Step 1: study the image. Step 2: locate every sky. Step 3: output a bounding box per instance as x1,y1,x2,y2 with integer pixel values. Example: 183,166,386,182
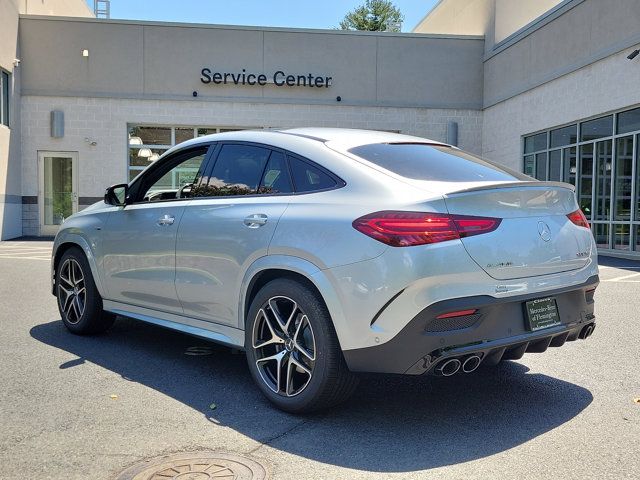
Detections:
103,0,440,32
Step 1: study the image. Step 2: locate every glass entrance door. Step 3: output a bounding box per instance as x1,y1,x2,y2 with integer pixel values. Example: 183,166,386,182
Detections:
38,152,78,236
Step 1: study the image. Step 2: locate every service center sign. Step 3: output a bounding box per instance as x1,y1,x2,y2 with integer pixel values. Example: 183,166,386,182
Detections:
201,68,332,88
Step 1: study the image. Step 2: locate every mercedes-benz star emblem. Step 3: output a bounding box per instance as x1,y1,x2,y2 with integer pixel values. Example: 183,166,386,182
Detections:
538,221,552,242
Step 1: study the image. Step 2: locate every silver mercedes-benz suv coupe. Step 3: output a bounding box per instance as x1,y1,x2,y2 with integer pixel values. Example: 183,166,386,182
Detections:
51,128,598,412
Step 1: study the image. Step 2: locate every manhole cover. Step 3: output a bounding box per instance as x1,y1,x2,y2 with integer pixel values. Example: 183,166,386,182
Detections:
116,452,268,480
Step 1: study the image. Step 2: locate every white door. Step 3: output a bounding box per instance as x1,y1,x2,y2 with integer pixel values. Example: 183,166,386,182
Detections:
38,152,78,236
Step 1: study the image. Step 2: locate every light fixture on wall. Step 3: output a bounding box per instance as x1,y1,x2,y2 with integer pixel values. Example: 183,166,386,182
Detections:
627,49,640,60
13,58,20,67
137,148,152,158
128,136,143,145
82,49,89,57
149,153,160,162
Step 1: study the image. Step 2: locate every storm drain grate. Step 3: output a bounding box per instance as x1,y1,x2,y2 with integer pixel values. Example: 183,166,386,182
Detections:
116,452,268,480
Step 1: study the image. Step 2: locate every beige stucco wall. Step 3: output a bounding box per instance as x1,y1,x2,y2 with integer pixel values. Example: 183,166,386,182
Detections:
482,48,640,171
0,0,22,239
18,0,93,16
493,0,561,43
0,0,20,68
413,0,493,36
413,0,562,51
19,95,482,234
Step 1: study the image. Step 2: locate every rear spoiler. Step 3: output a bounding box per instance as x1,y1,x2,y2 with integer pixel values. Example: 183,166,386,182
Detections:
445,181,575,196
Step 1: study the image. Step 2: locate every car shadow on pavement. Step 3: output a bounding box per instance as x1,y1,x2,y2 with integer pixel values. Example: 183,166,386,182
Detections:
598,255,640,271
31,317,593,473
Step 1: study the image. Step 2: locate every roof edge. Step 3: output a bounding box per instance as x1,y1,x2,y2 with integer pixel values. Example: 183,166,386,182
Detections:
18,14,484,40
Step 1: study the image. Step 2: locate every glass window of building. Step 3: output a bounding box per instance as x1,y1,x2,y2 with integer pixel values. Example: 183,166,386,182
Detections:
617,107,640,135
523,132,547,153
548,150,562,181
522,107,640,254
580,115,613,141
613,136,633,221
127,125,247,182
524,155,535,177
550,124,577,148
0,70,9,127
535,152,548,181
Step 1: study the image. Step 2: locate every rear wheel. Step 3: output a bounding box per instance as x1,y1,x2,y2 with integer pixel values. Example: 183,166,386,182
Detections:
245,278,358,413
56,247,115,335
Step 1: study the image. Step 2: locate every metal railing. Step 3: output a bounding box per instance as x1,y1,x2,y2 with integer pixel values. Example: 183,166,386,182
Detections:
93,0,110,19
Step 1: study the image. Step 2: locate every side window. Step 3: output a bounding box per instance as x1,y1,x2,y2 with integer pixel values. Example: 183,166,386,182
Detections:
258,151,293,194
289,156,337,192
141,148,208,202
194,144,270,197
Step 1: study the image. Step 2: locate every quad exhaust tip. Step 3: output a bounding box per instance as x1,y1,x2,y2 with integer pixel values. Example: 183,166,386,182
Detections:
462,355,482,373
439,358,462,377
438,355,483,376
579,323,595,339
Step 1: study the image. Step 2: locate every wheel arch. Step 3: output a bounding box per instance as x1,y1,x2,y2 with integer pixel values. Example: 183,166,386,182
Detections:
52,233,106,297
239,256,348,348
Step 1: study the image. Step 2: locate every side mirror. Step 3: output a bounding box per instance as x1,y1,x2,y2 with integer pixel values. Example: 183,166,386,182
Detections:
104,183,129,206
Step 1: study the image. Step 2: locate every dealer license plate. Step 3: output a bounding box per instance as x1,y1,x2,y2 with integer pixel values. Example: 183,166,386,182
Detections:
524,297,561,331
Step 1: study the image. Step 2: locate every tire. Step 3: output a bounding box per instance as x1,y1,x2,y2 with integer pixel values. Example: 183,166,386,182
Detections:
56,247,115,335
245,278,358,413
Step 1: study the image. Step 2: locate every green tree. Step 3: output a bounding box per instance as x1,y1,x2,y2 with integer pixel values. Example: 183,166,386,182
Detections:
339,0,404,32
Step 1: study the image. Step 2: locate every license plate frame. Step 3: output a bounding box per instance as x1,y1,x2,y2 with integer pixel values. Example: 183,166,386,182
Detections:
524,297,561,331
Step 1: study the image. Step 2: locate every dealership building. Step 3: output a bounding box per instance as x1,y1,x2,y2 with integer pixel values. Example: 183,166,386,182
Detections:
1,0,639,256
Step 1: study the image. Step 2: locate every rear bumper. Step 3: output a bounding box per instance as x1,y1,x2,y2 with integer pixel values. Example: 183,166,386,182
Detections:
342,275,598,375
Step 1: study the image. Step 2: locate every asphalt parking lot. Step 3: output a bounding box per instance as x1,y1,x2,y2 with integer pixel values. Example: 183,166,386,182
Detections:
0,240,638,479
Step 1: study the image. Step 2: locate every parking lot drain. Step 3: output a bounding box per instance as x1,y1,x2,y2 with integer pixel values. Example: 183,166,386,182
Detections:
116,452,268,480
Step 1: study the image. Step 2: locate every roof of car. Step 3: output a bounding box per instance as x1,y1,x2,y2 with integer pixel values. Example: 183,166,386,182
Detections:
175,127,445,148
160,127,451,160
280,128,448,146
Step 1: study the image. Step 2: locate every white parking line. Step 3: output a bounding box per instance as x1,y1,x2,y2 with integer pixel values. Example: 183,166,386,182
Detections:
0,244,52,261
0,250,50,254
0,247,51,252
598,265,640,269
602,272,640,282
0,256,50,261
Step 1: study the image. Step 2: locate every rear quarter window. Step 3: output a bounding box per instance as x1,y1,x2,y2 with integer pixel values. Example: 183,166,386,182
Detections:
348,143,530,182
288,156,338,192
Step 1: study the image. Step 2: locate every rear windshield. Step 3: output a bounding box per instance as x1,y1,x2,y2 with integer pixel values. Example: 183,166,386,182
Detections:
348,143,530,182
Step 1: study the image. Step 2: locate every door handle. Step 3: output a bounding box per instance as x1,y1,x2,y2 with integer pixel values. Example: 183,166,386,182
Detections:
244,214,268,228
157,214,175,226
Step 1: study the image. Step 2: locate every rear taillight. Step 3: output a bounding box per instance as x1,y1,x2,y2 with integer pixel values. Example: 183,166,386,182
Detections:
567,209,590,229
352,211,501,247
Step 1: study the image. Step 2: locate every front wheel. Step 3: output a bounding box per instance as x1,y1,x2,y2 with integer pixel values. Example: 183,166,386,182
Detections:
245,278,358,413
56,247,115,335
